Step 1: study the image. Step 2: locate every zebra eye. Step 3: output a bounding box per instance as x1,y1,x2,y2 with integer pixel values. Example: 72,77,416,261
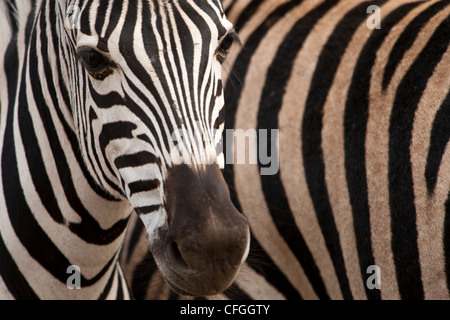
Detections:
217,30,240,63
219,34,234,54
77,48,108,72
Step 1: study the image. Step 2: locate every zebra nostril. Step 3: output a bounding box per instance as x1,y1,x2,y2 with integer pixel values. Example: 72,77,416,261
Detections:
166,240,191,272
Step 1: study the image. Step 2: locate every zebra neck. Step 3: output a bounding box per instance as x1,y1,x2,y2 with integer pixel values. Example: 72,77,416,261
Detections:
0,1,133,299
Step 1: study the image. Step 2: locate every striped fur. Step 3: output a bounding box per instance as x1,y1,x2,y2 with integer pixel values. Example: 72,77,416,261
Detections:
0,0,249,299
121,0,450,300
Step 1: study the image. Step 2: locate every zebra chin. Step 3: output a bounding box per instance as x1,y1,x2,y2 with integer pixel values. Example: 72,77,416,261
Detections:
144,164,250,297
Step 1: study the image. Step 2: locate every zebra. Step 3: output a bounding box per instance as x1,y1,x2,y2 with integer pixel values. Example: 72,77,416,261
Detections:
0,0,251,299
120,0,450,300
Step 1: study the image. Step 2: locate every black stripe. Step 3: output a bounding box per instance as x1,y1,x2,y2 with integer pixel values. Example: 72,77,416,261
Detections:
117,2,176,152
232,0,264,32
211,78,223,131
102,0,124,44
160,1,215,146
137,133,152,145
36,7,128,244
4,94,123,284
128,179,161,196
95,0,108,37
389,15,450,300
51,7,120,202
177,1,214,102
88,107,126,196
81,252,123,288
99,122,137,148
89,82,126,109
170,1,208,128
0,10,38,301
302,1,377,301
223,0,318,299
224,0,305,201
25,30,128,246
142,0,183,131
69,217,130,247
2,6,129,289
0,226,39,299
382,1,450,90
213,81,225,131
122,74,173,159
160,3,188,132
45,1,119,215
203,71,215,138
29,22,129,244
1,51,42,301
98,266,117,300
425,91,450,194
24,1,36,45
245,233,302,300
115,151,161,169
135,205,163,215
131,251,159,300
4,16,20,110
344,1,420,300
189,1,224,141
163,3,190,131
223,282,253,300
86,107,106,191
23,8,77,225
116,270,124,300
6,0,19,33
20,67,65,224
3,97,118,288
224,0,238,17
79,0,93,36
98,121,137,187
124,219,146,263
11,63,72,278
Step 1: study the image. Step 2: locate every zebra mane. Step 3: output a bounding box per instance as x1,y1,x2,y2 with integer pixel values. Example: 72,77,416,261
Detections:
0,0,15,59
0,0,33,58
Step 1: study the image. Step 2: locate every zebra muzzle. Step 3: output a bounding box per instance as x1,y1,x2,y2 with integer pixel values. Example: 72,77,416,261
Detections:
159,164,250,296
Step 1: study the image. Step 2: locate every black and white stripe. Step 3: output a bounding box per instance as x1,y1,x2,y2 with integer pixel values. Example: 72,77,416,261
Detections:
225,0,450,300
121,0,450,300
0,0,248,299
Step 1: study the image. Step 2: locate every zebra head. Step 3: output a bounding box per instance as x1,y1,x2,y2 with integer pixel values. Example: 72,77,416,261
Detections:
60,0,250,296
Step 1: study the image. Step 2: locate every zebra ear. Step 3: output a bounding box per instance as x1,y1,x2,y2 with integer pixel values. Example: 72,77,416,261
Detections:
57,0,68,11
57,0,69,22
60,1,82,32
57,0,77,15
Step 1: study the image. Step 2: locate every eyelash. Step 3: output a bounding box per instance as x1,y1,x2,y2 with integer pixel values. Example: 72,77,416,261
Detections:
76,30,241,78
77,47,115,80
217,30,240,63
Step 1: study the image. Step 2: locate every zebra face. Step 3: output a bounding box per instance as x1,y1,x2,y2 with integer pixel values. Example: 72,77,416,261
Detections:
62,0,249,296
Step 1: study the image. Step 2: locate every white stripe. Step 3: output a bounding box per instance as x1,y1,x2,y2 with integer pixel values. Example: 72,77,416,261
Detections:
0,275,14,300
139,207,168,243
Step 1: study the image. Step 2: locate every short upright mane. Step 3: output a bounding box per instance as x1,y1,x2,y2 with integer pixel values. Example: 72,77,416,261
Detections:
0,0,32,59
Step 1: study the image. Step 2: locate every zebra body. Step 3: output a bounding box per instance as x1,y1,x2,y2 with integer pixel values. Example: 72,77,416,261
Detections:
0,0,250,299
225,0,450,300
121,0,450,300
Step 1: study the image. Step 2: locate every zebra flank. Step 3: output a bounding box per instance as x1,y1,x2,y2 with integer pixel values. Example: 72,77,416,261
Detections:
121,0,450,300
1,0,250,299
